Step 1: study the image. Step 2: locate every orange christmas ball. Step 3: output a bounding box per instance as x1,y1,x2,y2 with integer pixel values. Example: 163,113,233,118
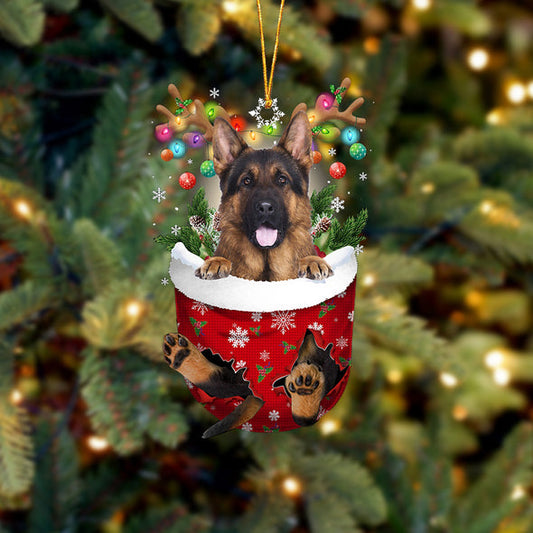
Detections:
161,148,174,162
179,172,196,190
329,162,346,179
312,151,322,164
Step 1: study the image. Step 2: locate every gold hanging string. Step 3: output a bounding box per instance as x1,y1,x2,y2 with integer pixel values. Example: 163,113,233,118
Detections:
256,0,286,109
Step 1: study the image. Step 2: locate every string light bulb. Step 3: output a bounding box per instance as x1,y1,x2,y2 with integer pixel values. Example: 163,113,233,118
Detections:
320,418,340,435
484,349,505,369
87,435,110,452
467,48,489,71
440,372,458,388
507,82,526,104
282,476,302,496
124,299,144,318
412,0,432,11
493,367,510,386
13,199,32,220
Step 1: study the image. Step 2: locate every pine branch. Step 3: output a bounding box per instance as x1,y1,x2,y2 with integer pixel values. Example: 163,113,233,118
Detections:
188,187,210,221
0,0,44,47
327,209,368,250
177,0,221,55
124,505,210,533
237,492,294,533
310,183,336,220
155,227,202,255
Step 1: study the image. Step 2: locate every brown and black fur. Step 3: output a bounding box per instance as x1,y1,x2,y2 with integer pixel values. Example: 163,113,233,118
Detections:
195,111,333,281
273,329,348,426
163,333,264,439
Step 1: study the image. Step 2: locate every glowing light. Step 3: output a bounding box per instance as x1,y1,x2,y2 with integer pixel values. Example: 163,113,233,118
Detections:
13,199,32,220
440,372,458,388
320,419,340,435
282,476,302,496
362,273,376,287
420,182,435,194
249,131,256,141
467,48,489,71
387,369,403,384
87,435,110,452
412,0,432,10
485,349,505,369
528,81,533,99
480,200,494,214
493,367,510,386
452,405,468,421
125,299,143,318
507,82,526,104
363,37,380,55
175,116,182,126
222,0,241,14
510,485,526,501
10,389,23,405
486,109,503,125
465,290,484,308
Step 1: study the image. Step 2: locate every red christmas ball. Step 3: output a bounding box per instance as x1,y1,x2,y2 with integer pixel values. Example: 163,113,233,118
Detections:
312,150,322,164
161,148,174,161
329,162,346,179
179,172,196,190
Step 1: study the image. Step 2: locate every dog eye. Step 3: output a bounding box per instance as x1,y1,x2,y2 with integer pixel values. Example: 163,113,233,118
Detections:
277,174,288,185
242,176,253,187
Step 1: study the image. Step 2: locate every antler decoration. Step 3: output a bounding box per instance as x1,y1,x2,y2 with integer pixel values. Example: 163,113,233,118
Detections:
291,77,366,131
156,84,231,143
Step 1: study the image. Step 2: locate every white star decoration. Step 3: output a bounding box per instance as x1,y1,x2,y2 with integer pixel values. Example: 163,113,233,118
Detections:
249,98,285,130
359,172,368,181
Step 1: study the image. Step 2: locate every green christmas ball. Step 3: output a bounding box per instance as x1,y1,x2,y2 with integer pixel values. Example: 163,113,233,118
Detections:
349,143,367,160
200,160,216,178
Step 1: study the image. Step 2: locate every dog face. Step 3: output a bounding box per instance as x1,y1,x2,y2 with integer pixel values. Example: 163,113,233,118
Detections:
212,112,313,251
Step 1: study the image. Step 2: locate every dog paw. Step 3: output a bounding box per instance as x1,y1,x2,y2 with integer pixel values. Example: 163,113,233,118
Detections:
286,362,325,426
162,332,192,370
195,256,232,280
298,256,333,280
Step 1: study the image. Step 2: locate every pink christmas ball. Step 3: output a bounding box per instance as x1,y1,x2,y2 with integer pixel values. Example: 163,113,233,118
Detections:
329,162,346,179
154,124,173,143
179,172,196,190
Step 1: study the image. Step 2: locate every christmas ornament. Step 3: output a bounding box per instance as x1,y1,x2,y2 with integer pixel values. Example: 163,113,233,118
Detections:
349,142,367,160
329,162,347,179
315,92,335,111
341,126,360,145
204,101,218,121
154,124,173,143
249,97,285,130
200,160,216,178
230,115,247,132
183,132,205,148
170,140,187,158
160,149,173,162
179,172,196,190
312,151,322,164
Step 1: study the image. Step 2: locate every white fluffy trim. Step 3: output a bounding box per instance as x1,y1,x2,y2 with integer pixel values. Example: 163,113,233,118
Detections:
169,243,357,312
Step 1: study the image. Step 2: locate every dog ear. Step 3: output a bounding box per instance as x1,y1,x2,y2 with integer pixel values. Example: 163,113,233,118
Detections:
299,328,319,357
213,118,248,176
278,111,313,172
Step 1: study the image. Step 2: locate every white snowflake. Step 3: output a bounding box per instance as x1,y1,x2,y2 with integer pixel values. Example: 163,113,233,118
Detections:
336,336,349,349
196,343,207,352
249,97,285,129
209,87,220,99
331,197,345,213
268,410,280,421
161,277,169,285
337,291,347,298
228,324,250,348
171,225,181,235
184,378,194,390
242,422,253,431
347,311,354,322
191,300,211,316
271,311,296,334
187,159,193,165
259,350,270,361
317,405,328,419
328,147,336,156
354,244,364,255
359,172,368,181
235,360,246,370
308,322,324,334
152,187,166,203
251,312,262,322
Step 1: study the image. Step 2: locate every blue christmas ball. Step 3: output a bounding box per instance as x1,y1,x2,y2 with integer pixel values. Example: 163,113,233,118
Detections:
169,140,187,158
341,127,360,145
349,142,367,160
200,160,216,178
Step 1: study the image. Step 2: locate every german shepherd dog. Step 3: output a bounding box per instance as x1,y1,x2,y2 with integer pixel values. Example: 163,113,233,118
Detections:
164,112,334,437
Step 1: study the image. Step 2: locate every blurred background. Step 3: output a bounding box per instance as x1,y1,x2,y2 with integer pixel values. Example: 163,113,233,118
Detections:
1,0,533,531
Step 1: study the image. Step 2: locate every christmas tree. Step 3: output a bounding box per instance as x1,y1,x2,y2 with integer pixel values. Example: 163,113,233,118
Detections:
1,1,532,531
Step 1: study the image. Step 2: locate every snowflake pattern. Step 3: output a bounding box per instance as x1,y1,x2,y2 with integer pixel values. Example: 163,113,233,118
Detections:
171,224,180,235
271,311,296,334
317,405,328,420
187,159,193,165
354,244,364,255
269,410,280,421
152,187,166,203
307,322,324,334
160,277,169,285
331,196,345,213
359,172,368,181
228,324,250,348
249,98,285,129
191,300,211,316
336,336,349,349
209,87,220,99
337,291,347,298
259,350,270,361
242,422,253,432
328,147,336,156
184,378,194,390
347,311,354,322
235,360,246,370
251,312,262,322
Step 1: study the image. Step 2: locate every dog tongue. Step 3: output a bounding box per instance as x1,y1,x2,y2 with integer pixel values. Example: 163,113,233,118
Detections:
256,226,278,247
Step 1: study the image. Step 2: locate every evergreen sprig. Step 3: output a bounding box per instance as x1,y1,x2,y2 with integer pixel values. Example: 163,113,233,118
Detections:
310,183,336,219
327,209,368,250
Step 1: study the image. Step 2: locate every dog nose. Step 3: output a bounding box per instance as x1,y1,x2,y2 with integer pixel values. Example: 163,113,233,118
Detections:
256,201,274,215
